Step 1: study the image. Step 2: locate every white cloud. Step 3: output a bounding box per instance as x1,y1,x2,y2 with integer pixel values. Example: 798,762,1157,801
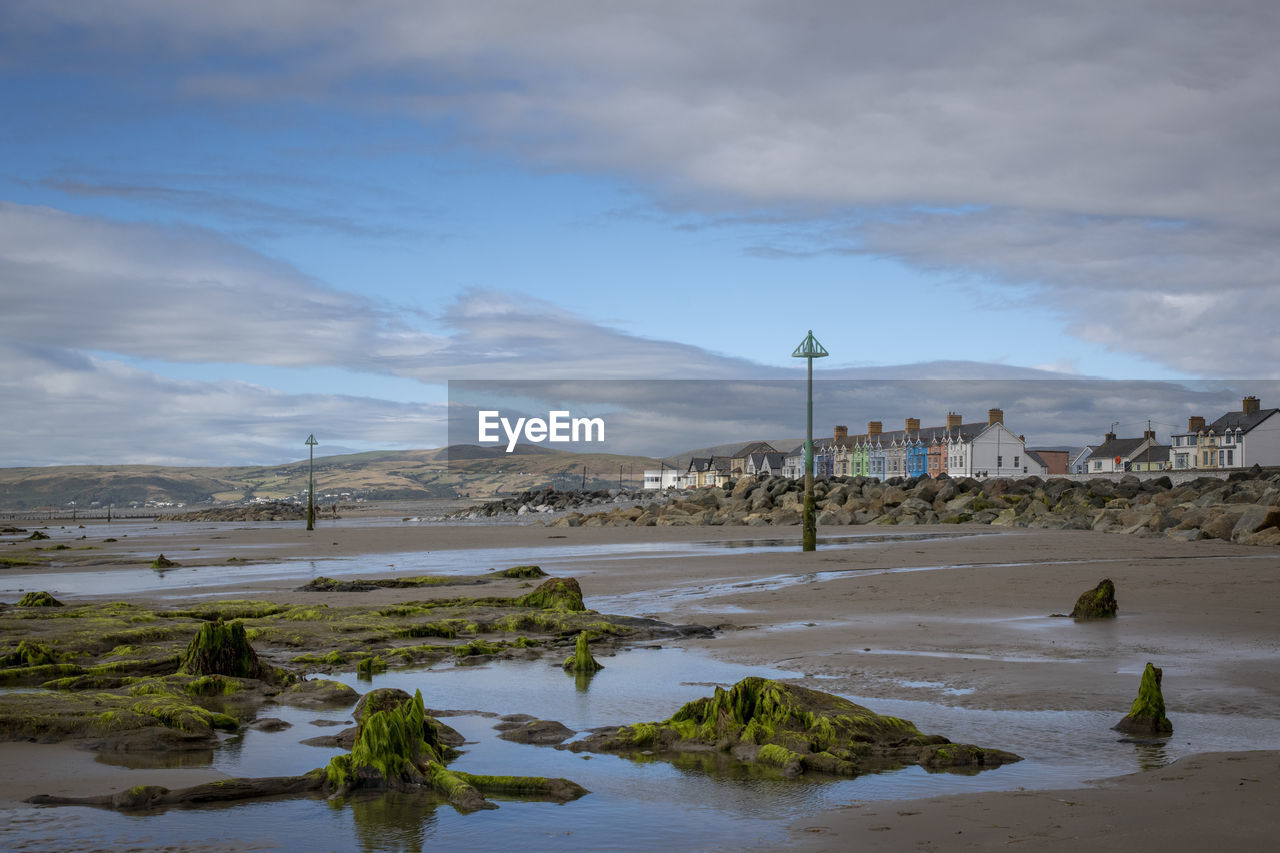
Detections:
0,203,448,370
8,2,1278,373
0,343,445,466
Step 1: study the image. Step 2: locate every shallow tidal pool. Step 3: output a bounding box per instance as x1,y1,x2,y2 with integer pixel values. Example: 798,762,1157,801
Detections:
6,645,1280,852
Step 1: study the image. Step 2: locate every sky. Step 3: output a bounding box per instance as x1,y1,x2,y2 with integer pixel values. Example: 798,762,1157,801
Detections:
2,1,1278,466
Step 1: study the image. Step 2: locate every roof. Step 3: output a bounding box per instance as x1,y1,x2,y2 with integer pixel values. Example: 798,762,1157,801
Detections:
733,441,778,458
850,420,1001,446
747,451,787,469
1207,407,1280,434
1024,449,1047,468
1070,445,1096,462
1088,437,1151,460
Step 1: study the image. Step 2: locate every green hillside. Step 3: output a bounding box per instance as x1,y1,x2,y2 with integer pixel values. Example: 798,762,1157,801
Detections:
0,446,663,510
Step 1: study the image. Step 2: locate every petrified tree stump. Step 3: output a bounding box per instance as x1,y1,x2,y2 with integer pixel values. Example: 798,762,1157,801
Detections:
1114,662,1173,734
1070,578,1118,619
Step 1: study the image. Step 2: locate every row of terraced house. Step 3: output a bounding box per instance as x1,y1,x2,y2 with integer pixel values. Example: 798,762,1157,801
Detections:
784,408,1054,481
649,408,1060,489
643,396,1280,489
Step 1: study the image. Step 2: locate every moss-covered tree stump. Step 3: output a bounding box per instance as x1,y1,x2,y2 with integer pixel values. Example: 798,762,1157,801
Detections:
178,620,268,680
1114,662,1172,734
326,688,587,811
516,577,586,611
16,591,63,607
151,554,180,570
563,631,604,673
1070,578,1118,619
567,677,1021,777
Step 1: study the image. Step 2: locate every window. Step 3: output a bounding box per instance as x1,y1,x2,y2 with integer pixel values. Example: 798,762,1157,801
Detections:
1013,455,1019,467
997,455,1003,467
1094,460,1102,471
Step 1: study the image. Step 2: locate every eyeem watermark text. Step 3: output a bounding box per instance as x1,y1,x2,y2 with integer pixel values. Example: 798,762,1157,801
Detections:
477,410,605,452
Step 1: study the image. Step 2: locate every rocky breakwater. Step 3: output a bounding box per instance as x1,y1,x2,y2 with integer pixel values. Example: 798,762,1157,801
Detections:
158,501,313,522
526,470,1280,546
449,487,668,520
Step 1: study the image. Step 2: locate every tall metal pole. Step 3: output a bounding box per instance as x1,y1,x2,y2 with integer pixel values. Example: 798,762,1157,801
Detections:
792,331,828,552
305,434,318,531
804,352,816,550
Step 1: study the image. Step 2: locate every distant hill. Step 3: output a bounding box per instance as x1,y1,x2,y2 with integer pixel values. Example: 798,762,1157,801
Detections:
0,447,664,510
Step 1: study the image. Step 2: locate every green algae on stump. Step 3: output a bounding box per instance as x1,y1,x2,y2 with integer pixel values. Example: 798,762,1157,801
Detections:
516,577,586,611
150,554,180,570
562,631,604,673
1070,578,1118,619
178,620,268,680
1114,662,1173,734
16,591,63,607
567,676,1021,777
357,655,388,678
495,565,546,579
325,687,489,809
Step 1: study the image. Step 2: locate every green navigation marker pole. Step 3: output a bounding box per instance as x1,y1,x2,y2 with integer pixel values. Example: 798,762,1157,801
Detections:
305,434,318,531
792,330,829,551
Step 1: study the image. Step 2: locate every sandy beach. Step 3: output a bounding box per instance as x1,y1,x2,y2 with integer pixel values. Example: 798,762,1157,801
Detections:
2,517,1278,849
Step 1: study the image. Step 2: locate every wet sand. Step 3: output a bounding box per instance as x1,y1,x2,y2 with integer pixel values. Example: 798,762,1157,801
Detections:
2,519,1278,848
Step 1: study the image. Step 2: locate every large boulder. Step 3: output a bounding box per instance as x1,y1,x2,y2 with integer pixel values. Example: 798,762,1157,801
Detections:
1230,505,1280,543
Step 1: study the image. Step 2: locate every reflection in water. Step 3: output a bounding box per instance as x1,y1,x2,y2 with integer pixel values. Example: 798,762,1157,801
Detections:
94,748,214,770
1126,737,1172,771
571,669,597,693
343,791,442,853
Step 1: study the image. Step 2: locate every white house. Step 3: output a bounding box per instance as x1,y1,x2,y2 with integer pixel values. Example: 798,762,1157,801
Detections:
942,409,1029,479
642,467,682,490
1086,431,1161,474
1171,396,1280,470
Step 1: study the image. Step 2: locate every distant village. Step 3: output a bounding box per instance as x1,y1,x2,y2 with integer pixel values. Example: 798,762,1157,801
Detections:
644,395,1279,489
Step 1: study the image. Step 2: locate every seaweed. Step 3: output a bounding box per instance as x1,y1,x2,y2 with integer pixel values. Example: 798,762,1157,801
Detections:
562,631,604,673
1114,662,1172,734
177,621,268,680
16,591,63,607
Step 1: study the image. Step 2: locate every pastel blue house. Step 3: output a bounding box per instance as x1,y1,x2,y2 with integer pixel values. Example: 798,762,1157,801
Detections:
905,438,929,478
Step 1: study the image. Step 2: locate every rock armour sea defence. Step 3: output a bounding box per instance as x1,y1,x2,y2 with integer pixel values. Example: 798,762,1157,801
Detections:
466,471,1280,546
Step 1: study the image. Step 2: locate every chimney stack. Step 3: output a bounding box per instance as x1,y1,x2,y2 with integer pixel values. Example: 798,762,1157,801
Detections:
946,412,963,430
988,408,1004,426
868,421,882,436
1189,416,1206,432
1143,429,1156,441
1105,431,1117,442
905,417,920,433
834,425,848,440
1243,396,1261,414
